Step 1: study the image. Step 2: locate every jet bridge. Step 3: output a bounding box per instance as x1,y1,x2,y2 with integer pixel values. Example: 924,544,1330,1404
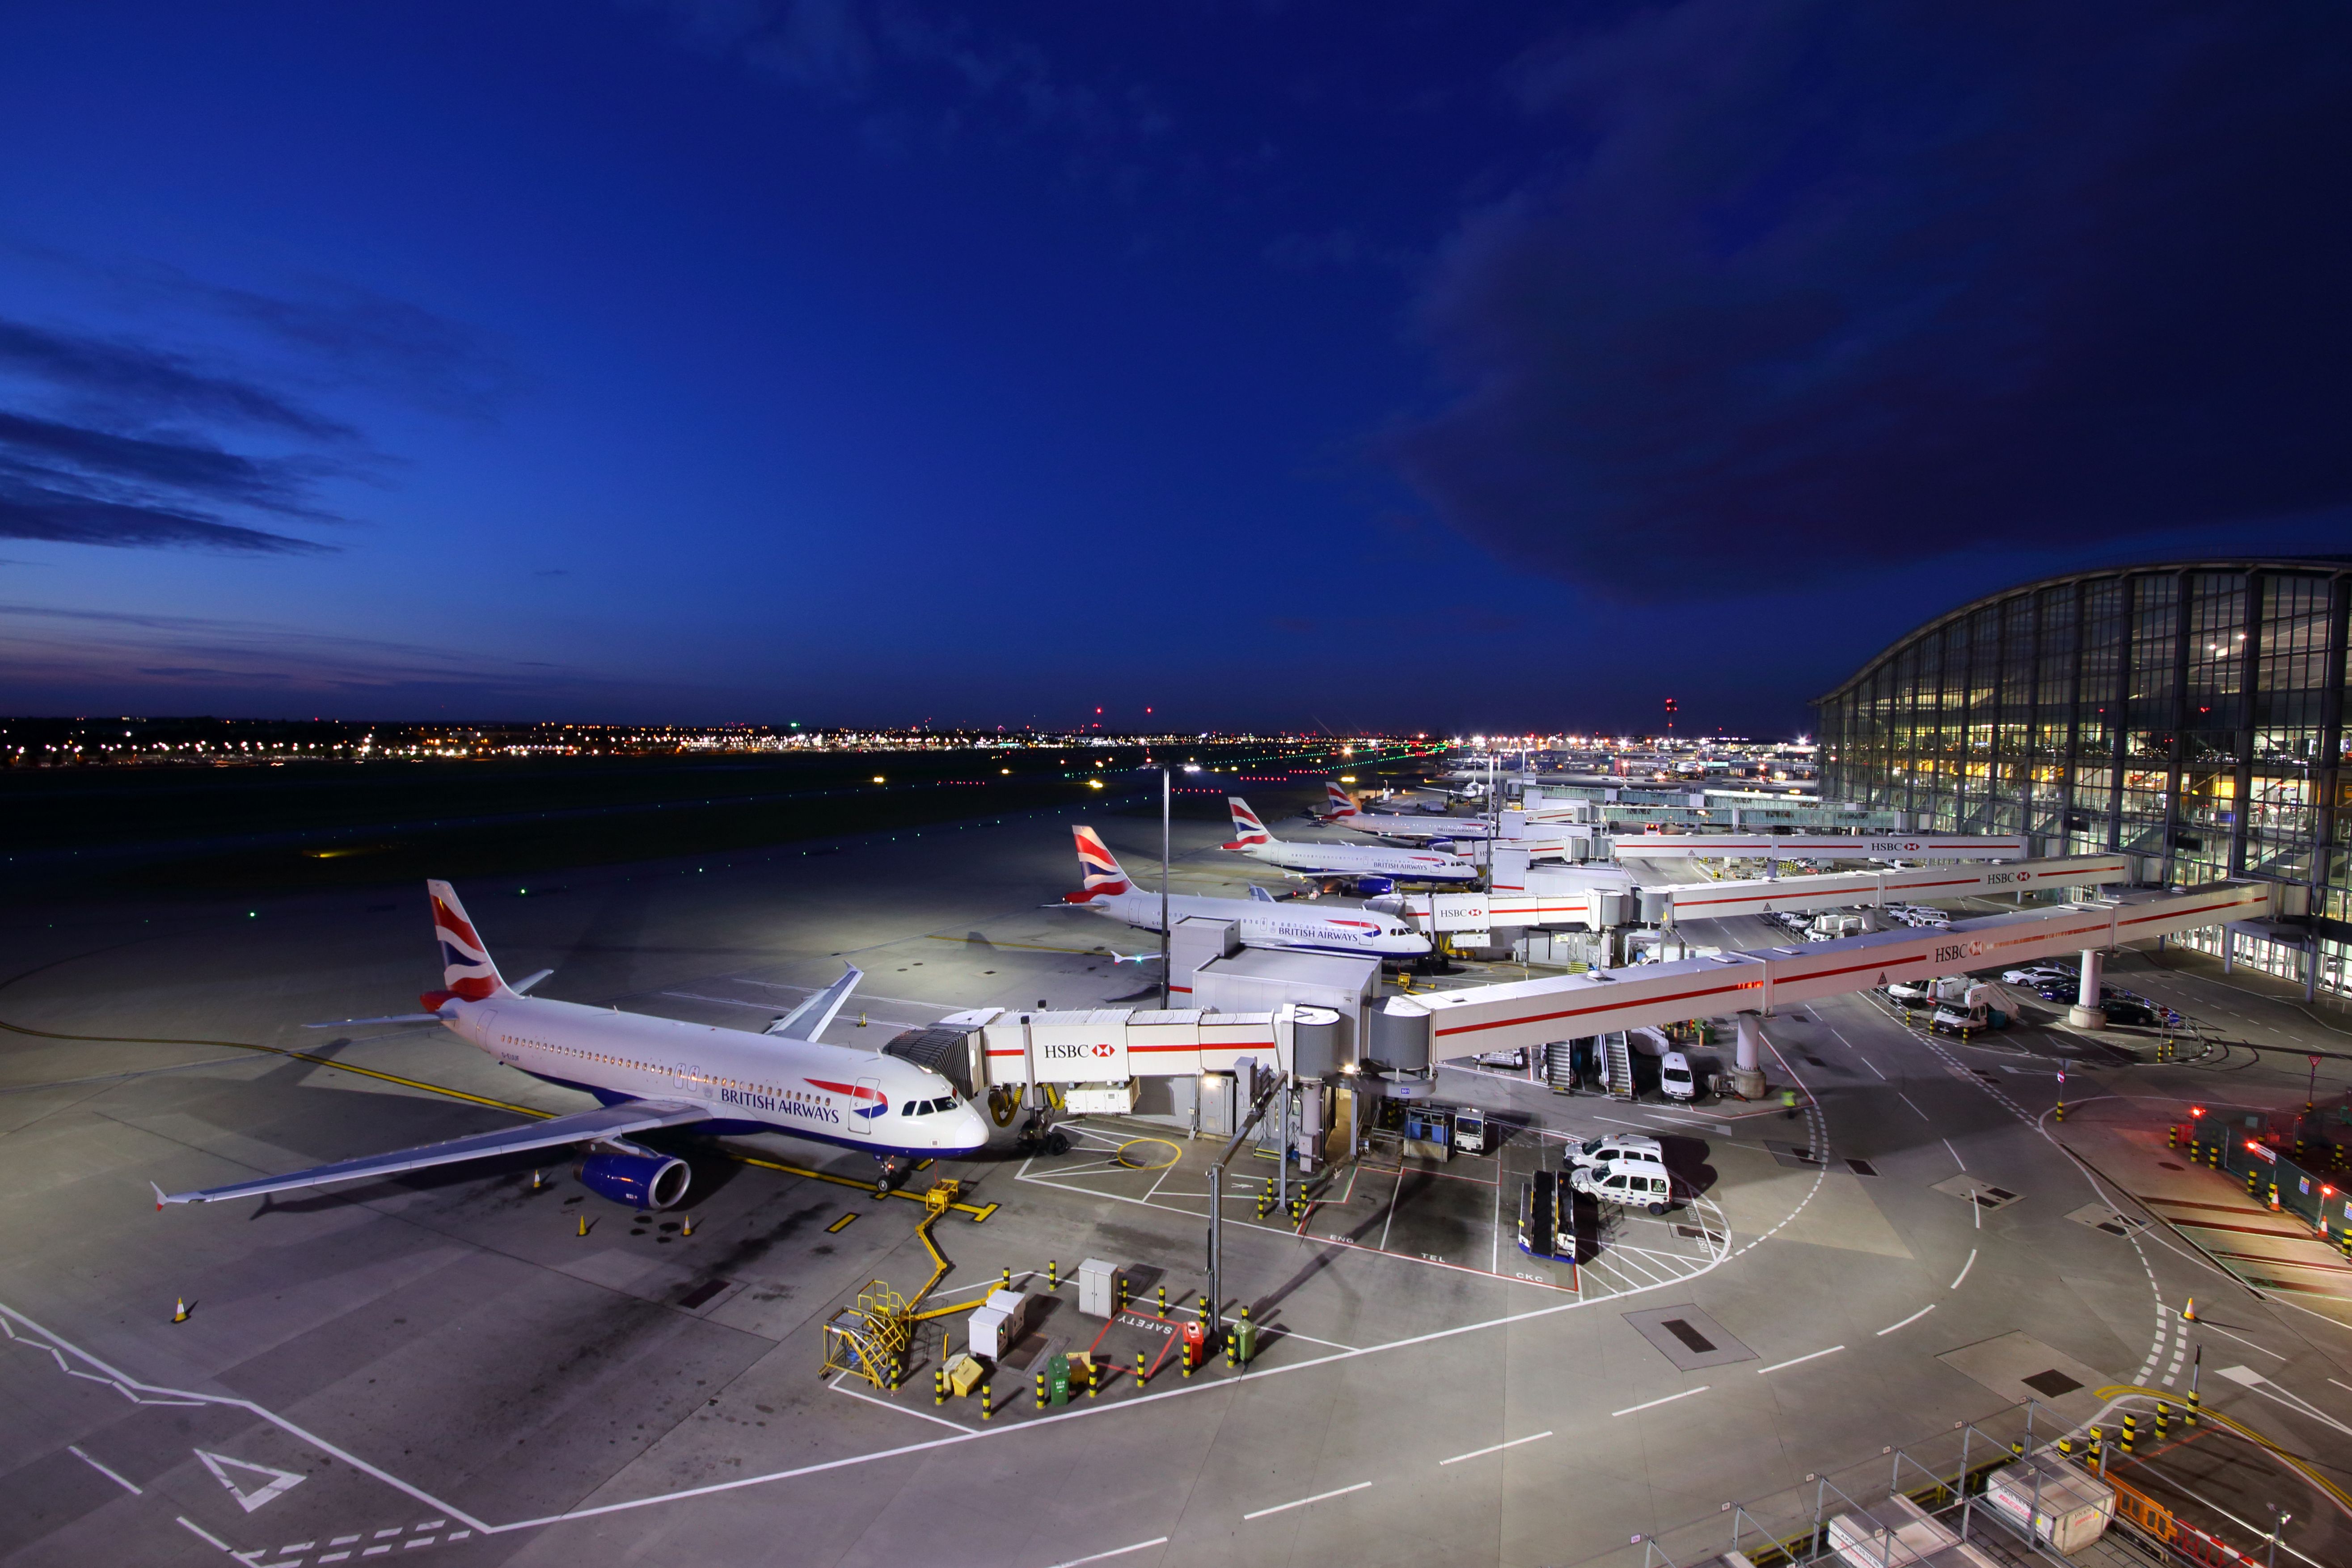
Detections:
1392,879,2274,1061
1651,854,2131,925
1616,832,2030,861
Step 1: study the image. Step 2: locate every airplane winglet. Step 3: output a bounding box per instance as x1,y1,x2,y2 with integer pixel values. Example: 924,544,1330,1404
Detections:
150,1181,168,1211
768,963,864,1039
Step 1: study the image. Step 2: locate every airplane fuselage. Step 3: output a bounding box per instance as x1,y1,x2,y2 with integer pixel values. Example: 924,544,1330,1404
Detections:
1075,888,1429,957
1228,838,1480,883
447,993,990,1160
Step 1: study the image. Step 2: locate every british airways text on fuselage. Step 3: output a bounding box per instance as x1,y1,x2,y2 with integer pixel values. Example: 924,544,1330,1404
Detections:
719,1086,842,1124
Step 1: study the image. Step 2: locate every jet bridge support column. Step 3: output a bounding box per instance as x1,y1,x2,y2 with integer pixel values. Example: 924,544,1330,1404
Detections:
1731,1013,1766,1103
2069,949,2107,1029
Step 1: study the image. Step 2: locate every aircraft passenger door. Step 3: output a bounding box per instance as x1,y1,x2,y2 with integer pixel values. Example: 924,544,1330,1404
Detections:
847,1076,881,1135
671,1058,690,1094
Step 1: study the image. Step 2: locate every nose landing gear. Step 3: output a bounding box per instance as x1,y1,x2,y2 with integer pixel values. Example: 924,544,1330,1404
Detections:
872,1155,908,1196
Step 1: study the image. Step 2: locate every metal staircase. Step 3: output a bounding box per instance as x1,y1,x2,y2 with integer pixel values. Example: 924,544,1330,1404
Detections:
1600,1031,1634,1099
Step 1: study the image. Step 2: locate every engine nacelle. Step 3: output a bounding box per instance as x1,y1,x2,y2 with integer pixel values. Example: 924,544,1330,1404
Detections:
576,1151,690,1210
1351,875,1396,897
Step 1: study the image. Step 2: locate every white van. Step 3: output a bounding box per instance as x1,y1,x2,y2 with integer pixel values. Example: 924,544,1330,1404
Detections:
1568,1156,1676,1216
1659,1051,1697,1101
1564,1133,1664,1172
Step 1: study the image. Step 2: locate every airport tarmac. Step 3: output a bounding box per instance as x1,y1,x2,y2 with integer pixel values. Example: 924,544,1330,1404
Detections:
3,803,2348,1567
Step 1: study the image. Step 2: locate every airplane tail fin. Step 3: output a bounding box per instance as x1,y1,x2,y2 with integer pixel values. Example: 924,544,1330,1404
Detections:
426,879,507,1002
768,963,863,1039
1248,883,1278,904
1223,796,1272,849
1324,782,1360,819
1066,825,1133,901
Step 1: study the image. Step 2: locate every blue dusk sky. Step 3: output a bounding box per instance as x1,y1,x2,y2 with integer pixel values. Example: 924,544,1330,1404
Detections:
0,3,2344,735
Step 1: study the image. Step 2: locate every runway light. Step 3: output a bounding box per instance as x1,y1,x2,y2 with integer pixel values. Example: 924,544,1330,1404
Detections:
872,775,886,784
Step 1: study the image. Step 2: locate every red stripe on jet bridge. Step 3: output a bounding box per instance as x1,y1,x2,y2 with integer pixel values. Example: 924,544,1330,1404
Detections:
1669,874,1986,909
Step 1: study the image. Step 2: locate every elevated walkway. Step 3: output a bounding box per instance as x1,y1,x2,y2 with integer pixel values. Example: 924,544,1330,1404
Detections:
1651,855,2129,924
1616,832,2030,861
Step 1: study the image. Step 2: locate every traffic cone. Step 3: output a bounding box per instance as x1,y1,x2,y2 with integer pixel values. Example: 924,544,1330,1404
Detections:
2182,1298,2196,1323
681,1214,694,1237
577,1212,589,1237
171,1298,189,1323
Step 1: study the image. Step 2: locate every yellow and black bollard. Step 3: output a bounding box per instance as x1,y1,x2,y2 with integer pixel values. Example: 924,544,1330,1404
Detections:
935,1367,946,1405
1001,1266,1013,1293
1087,1361,1098,1399
2088,1426,2103,1461
1117,1277,1128,1312
980,1383,992,1421
2058,1437,2073,1458
1035,1370,1047,1411
2185,1390,2200,1427
1181,1340,1193,1379
1156,1284,1167,1315
2154,1400,2170,1440
1048,1259,1058,1290
2120,1413,2137,1455
1136,1349,1148,1388
2168,1124,2179,1150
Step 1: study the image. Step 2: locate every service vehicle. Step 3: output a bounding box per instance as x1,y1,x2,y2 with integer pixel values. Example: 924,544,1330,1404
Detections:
1659,1050,1697,1102
1567,1154,1676,1215
1930,997,2011,1034
1453,1107,1490,1154
1564,1132,1665,1172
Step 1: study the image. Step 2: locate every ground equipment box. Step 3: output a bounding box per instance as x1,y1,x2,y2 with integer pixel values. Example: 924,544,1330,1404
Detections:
1077,1258,1123,1318
966,1289,1031,1361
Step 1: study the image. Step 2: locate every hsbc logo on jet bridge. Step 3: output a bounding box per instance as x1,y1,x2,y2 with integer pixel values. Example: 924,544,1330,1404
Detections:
1030,1031,1129,1081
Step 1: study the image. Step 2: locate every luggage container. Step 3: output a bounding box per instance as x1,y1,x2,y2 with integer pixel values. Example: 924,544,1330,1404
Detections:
1981,1453,2115,1555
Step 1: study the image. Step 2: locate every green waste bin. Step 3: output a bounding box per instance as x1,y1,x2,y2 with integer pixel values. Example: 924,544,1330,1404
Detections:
1234,1319,1257,1365
1049,1352,1071,1405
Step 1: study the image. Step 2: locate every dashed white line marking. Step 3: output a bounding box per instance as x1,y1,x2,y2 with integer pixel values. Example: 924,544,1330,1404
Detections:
331,1538,361,1547
1757,1345,1845,1374
1613,1386,1710,1417
67,1445,140,1494
1440,1430,1554,1465
1950,1249,1977,1290
1243,1480,1371,1520
375,1528,403,1538
321,1555,350,1564
1942,1137,1965,1170
363,1549,392,1559
1861,1057,1887,1080
415,1521,444,1531
405,1538,435,1549
281,1546,315,1555
1042,1538,1170,1568
1897,1093,1929,1120
1877,1305,1935,1336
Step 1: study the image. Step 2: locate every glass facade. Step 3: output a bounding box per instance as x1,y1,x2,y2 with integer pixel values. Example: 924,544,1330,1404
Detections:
1818,560,2352,997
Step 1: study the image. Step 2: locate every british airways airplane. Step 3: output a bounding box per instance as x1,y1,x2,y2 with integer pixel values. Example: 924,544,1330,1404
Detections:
155,880,988,1212
1320,782,1498,843
1220,797,1481,889
1058,826,1428,959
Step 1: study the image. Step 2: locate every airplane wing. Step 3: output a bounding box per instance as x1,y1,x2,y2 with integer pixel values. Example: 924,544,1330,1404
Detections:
153,1099,714,1206
1248,884,1279,903
766,963,863,1039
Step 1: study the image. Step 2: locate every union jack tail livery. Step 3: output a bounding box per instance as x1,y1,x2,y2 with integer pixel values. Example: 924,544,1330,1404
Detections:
427,878,508,1002
1065,825,1134,901
1324,782,1360,819
1224,796,1272,848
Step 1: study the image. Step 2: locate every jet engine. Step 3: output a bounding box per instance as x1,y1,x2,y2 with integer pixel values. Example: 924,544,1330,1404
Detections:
1350,875,1396,896
576,1150,690,1209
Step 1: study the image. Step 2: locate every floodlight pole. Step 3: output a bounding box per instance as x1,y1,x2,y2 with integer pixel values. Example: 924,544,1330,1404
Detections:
1161,765,1172,1009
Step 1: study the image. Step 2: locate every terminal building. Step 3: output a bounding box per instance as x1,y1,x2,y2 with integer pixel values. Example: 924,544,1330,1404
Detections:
1816,556,2351,999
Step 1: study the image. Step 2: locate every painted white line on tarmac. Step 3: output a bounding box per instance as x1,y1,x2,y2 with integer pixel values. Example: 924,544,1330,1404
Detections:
67,1444,140,1494
1042,1537,1169,1568
1876,1305,1935,1336
178,1517,233,1552
1897,1093,1929,1120
1942,1137,1965,1170
1950,1249,1976,1290
1243,1481,1370,1520
1440,1431,1554,1465
1612,1386,1709,1417
1756,1346,1844,1375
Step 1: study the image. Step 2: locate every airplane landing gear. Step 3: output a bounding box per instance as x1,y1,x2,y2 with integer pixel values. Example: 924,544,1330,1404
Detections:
872,1155,908,1196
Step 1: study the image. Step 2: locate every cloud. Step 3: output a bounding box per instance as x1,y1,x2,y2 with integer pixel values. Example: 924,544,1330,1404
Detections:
0,315,354,439
1389,2,2352,596
0,479,328,554
0,410,327,514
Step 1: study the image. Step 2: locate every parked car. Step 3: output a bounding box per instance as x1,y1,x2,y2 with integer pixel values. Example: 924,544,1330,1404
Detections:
1567,1155,1677,1216
2002,964,2073,987
1565,1133,1664,1173
1659,1051,1697,1102
2101,997,2160,1027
